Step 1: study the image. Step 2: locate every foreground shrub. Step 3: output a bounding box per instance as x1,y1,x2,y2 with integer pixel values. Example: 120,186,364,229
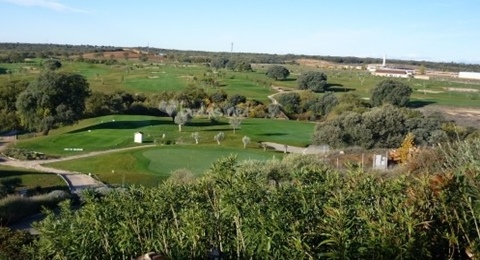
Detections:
29,148,480,259
0,191,69,225
0,227,34,259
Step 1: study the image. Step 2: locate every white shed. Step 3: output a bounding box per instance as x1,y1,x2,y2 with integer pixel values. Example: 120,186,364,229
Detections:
459,71,480,80
134,132,143,143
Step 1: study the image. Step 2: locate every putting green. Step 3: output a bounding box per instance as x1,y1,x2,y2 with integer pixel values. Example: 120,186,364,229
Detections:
142,145,276,176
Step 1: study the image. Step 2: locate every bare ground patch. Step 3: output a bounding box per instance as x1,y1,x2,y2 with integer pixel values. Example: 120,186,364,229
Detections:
417,89,444,94
418,105,480,128
444,87,479,93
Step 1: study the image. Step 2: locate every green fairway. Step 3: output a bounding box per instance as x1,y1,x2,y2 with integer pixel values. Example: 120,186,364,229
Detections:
14,114,312,185
46,145,279,186
3,60,480,107
0,165,67,193
15,115,315,156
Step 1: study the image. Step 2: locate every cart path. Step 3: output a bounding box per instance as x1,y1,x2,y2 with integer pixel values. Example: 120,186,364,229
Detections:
0,144,156,193
260,142,329,154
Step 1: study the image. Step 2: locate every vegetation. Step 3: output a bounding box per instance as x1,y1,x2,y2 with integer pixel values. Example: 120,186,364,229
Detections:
370,79,413,107
312,104,452,149
297,71,328,92
266,65,290,80
0,79,28,132
22,139,480,259
1,43,480,258
16,71,90,135
41,59,62,71
0,191,69,225
0,227,34,259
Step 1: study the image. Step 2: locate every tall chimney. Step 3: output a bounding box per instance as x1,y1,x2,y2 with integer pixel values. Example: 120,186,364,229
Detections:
382,54,386,67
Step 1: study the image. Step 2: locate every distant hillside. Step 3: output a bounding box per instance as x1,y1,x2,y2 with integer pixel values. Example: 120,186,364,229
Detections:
1,42,479,72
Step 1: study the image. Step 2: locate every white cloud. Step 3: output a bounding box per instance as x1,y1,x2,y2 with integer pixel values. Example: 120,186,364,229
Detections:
1,0,88,13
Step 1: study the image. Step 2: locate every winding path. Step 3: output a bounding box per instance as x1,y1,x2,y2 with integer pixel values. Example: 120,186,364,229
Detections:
0,144,155,193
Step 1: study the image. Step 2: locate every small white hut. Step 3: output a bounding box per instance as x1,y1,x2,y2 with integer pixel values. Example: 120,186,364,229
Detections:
134,132,143,143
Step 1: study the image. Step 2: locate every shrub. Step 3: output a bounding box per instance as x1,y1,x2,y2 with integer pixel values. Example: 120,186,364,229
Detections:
297,71,328,92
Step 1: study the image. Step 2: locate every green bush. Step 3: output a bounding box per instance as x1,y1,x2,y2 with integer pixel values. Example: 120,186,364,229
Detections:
0,227,34,259
27,145,480,259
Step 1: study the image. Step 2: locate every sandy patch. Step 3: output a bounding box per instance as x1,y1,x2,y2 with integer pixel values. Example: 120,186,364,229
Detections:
418,105,480,128
444,87,479,93
148,76,158,79
417,89,444,94
296,59,337,67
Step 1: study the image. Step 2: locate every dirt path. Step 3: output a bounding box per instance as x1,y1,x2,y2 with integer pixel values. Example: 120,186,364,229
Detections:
0,144,156,193
261,142,329,154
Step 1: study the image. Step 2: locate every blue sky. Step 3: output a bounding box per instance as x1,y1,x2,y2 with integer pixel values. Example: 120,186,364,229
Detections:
1,0,479,63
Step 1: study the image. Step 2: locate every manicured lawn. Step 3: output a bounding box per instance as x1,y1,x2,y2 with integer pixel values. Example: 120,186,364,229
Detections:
46,145,279,186
0,165,67,193
14,114,312,186
15,115,315,156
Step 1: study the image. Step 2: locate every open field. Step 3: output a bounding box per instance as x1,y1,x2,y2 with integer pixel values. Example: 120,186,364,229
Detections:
0,165,67,193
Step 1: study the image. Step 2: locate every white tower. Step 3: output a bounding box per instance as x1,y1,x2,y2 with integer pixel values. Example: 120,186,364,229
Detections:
382,54,386,67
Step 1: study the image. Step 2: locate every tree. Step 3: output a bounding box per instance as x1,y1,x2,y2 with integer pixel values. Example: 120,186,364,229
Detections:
362,104,407,147
268,103,281,118
277,92,301,115
158,100,179,121
242,135,251,149
397,133,415,164
42,59,62,71
210,90,228,103
266,65,290,80
16,72,90,135
319,92,338,116
418,64,426,75
297,71,328,92
174,108,192,132
139,53,148,62
213,131,224,145
227,94,247,106
228,116,242,134
331,93,370,115
0,80,28,132
191,132,200,144
210,57,229,69
370,79,412,107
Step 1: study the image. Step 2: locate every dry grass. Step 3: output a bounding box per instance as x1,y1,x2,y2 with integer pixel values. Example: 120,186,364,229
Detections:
0,192,69,225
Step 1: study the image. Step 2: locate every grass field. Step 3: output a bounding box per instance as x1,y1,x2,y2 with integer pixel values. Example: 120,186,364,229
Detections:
2,59,480,107
15,115,314,157
47,145,278,186
0,165,67,193
269,65,480,107
13,114,312,185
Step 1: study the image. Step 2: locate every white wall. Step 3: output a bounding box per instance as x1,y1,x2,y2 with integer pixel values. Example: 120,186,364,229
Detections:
459,72,480,80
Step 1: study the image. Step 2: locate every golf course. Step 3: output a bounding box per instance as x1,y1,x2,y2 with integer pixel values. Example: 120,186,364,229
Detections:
1,51,480,188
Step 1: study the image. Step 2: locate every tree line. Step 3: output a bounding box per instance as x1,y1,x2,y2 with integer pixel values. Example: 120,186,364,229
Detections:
2,43,479,72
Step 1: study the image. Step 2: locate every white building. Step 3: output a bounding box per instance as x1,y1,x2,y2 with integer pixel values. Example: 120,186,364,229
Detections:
134,132,143,143
459,72,480,80
368,54,414,78
372,68,413,78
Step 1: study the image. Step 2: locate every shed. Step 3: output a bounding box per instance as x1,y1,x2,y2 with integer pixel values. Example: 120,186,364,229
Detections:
134,132,143,143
